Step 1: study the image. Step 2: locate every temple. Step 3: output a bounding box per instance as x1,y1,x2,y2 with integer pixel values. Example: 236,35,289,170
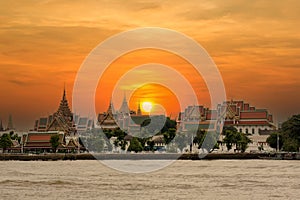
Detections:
97,94,153,133
177,100,276,152
178,100,275,133
98,100,118,130
25,87,93,153
34,87,77,136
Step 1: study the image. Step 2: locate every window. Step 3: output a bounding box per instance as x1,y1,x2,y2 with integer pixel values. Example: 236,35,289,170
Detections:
239,128,242,133
246,128,248,134
252,128,255,134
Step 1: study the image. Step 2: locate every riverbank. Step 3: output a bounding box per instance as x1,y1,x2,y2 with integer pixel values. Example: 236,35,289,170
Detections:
0,152,299,161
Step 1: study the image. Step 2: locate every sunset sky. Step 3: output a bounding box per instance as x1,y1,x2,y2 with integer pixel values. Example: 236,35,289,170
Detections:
0,0,300,130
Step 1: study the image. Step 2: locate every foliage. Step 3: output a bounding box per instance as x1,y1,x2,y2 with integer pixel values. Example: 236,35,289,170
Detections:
266,132,283,150
0,133,13,152
281,114,300,151
127,137,143,153
50,134,60,153
193,129,206,147
266,114,300,152
222,126,252,152
146,140,155,152
163,128,176,144
8,131,21,143
160,118,177,133
201,131,219,152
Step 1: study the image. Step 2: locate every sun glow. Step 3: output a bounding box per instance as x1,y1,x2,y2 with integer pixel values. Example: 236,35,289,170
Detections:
142,102,153,113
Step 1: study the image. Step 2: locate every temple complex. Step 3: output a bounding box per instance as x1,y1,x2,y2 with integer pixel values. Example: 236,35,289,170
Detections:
177,100,276,152
177,100,276,134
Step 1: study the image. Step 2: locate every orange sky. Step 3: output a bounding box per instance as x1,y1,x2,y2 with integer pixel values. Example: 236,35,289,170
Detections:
0,0,300,130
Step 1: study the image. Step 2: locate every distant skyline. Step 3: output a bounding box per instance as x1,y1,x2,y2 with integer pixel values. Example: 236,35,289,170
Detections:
1,1,300,130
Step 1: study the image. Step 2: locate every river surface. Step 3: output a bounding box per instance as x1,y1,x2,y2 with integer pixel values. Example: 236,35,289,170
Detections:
0,160,299,200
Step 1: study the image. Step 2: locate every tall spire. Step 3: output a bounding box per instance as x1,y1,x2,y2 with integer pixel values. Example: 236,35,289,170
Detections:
137,100,142,116
107,98,116,115
7,114,13,130
63,83,66,101
119,92,129,114
46,85,75,135
56,86,73,119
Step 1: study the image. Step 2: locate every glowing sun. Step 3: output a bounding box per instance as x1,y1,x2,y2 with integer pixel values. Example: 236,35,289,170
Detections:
142,102,153,112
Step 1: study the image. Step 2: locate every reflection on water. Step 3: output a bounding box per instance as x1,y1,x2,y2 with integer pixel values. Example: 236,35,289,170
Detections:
0,160,299,200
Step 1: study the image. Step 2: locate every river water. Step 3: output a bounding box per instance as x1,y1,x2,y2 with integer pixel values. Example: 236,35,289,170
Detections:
0,160,299,200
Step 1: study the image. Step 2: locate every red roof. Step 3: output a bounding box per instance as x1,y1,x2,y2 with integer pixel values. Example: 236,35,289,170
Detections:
206,110,217,120
237,120,270,125
240,111,267,119
28,134,51,141
243,104,249,111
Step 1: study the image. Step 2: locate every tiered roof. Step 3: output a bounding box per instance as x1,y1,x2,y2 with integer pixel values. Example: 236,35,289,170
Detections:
179,100,275,129
98,100,118,130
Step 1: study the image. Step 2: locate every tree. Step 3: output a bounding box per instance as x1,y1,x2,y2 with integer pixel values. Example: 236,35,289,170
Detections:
0,133,13,152
222,126,252,152
50,134,60,153
160,118,177,133
201,131,219,152
127,137,143,153
266,114,300,152
237,134,252,153
146,140,155,152
281,114,300,151
266,132,283,150
163,128,176,144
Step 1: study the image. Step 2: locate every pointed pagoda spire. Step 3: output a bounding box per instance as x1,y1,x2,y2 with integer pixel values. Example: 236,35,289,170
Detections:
137,100,142,116
7,114,14,130
98,99,118,129
119,92,129,114
63,83,66,101
107,98,115,115
47,86,76,135
57,85,72,118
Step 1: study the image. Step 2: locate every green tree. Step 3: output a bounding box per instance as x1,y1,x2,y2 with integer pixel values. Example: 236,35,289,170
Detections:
266,132,283,150
281,114,300,151
222,126,252,152
163,128,176,144
161,118,177,133
238,134,252,153
127,137,143,153
146,140,155,152
0,133,13,152
50,134,60,153
201,131,219,152
266,115,300,152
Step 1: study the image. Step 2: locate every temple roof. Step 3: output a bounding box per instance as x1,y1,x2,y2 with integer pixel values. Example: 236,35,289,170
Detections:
119,94,130,114
99,100,118,129
46,88,76,135
56,87,73,119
